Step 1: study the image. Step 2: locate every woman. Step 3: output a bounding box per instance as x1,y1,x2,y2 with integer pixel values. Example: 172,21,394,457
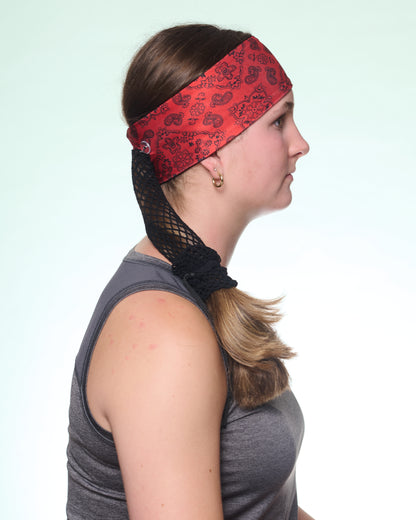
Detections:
67,24,312,519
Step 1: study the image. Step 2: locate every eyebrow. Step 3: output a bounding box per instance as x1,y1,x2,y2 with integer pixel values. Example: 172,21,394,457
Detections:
269,100,294,118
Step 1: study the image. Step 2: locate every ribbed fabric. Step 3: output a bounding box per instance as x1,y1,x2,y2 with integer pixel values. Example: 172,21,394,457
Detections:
66,249,304,519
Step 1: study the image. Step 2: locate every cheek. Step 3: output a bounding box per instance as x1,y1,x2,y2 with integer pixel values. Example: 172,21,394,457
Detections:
256,140,288,186
266,134,286,164
222,143,253,183
222,131,287,187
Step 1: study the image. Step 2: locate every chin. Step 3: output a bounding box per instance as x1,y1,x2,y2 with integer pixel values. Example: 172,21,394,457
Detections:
256,197,293,219
275,190,293,211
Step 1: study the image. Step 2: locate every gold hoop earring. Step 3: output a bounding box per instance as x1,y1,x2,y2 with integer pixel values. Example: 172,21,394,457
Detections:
212,168,224,188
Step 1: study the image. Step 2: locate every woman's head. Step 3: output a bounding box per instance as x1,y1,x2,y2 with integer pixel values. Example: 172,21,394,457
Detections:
123,25,293,184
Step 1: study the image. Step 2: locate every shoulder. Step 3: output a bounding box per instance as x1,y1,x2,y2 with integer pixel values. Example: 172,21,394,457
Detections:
105,289,213,343
87,289,227,433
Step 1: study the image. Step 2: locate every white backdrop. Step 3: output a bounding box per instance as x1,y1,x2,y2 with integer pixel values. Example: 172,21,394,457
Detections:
1,0,415,518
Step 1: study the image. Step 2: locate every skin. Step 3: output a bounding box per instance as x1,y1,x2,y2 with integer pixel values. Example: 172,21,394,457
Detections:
87,91,313,519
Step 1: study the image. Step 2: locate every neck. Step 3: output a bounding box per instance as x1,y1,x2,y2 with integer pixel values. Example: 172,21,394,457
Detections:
135,164,252,267
174,181,250,267
135,201,249,269
181,211,247,266
136,215,247,268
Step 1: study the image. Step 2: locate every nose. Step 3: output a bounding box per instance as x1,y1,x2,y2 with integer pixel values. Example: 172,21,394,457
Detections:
291,123,310,159
298,133,310,157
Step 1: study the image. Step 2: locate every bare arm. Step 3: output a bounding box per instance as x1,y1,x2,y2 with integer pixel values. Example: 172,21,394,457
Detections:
298,507,315,520
87,290,227,519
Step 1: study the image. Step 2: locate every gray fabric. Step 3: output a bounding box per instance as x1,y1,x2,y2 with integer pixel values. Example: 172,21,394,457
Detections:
66,249,304,519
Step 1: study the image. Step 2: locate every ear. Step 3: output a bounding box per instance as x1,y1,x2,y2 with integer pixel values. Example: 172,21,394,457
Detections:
199,152,222,175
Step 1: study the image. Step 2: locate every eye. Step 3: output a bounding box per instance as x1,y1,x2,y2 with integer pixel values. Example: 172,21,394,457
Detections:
273,113,286,129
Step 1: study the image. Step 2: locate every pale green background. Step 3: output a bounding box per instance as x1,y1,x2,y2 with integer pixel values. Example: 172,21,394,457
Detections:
1,0,415,518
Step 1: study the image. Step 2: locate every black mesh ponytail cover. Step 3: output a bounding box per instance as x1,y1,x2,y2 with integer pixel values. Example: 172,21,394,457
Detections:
131,149,237,300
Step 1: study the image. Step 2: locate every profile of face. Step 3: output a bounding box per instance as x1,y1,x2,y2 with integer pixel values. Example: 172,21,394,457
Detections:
214,91,309,221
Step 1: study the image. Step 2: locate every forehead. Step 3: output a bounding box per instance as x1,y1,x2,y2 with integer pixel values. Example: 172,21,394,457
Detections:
266,90,294,117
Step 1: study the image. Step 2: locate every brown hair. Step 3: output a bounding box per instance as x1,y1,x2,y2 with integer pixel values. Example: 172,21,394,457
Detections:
122,24,294,409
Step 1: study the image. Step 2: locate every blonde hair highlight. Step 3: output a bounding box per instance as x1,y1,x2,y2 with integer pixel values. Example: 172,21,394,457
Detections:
207,287,294,409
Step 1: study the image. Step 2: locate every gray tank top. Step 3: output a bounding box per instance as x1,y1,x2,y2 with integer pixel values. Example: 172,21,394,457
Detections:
67,249,304,519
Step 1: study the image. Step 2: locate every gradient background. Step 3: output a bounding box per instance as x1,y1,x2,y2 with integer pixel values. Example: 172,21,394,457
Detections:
1,1,415,518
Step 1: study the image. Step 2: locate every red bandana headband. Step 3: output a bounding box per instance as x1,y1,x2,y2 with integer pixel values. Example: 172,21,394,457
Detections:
127,36,292,183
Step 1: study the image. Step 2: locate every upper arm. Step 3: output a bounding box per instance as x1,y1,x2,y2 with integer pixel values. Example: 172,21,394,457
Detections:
87,290,227,519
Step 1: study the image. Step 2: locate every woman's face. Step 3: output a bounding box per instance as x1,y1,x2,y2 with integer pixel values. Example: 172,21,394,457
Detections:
217,91,309,220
